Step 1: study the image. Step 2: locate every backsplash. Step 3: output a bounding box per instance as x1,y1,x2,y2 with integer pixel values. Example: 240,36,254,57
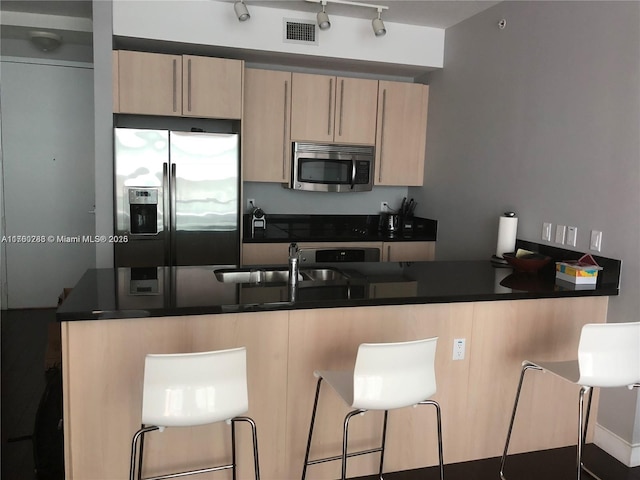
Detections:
243,182,411,215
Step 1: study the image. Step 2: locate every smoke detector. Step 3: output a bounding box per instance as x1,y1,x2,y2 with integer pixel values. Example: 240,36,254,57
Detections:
29,31,63,52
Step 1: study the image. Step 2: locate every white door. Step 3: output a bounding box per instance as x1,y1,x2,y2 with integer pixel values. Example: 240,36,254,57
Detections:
0,60,95,308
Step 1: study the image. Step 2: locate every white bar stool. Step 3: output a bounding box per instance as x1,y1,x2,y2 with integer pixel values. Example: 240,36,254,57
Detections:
301,337,444,480
500,321,640,480
129,348,260,480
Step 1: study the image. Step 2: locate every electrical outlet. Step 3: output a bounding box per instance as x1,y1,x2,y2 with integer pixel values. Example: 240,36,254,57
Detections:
453,338,466,361
542,222,552,242
566,226,577,247
590,230,602,252
555,225,566,244
381,202,389,212
247,198,255,210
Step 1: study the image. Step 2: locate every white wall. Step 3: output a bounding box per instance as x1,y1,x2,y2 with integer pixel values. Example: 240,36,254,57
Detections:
415,0,640,465
112,0,444,71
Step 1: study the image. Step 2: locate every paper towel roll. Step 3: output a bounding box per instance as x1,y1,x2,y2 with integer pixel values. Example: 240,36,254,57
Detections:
496,214,518,258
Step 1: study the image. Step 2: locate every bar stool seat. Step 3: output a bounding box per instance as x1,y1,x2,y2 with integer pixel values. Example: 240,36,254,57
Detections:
301,337,444,480
129,348,260,480
500,321,640,480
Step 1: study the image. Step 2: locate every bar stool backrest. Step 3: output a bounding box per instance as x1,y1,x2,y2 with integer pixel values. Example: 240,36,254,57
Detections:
141,348,249,427
578,322,640,388
352,337,438,410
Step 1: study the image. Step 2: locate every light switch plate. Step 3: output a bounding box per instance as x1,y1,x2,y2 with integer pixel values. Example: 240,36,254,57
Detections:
590,230,602,251
555,225,566,244
566,226,577,247
542,222,552,242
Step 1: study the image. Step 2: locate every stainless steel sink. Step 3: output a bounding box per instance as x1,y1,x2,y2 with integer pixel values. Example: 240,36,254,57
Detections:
214,268,303,284
301,268,350,282
214,267,349,284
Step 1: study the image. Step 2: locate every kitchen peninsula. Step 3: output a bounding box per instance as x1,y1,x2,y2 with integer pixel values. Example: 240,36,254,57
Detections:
58,247,620,480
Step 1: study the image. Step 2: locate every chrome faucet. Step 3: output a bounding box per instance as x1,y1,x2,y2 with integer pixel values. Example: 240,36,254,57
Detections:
288,242,300,287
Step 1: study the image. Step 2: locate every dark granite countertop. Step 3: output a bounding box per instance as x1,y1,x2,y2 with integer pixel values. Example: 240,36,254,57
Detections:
243,214,437,243
57,257,620,322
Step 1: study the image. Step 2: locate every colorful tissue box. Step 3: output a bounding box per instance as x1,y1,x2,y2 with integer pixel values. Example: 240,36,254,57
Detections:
555,255,602,284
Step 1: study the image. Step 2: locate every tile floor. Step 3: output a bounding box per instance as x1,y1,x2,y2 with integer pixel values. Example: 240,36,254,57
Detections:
2,308,639,480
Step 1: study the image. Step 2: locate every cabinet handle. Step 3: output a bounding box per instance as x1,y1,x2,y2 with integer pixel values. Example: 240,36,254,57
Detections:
187,58,192,112
378,89,387,182
328,78,333,136
387,245,391,261
172,59,177,113
283,80,289,180
339,79,344,136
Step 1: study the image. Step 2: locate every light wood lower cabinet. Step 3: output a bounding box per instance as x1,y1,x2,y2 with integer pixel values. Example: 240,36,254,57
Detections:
62,296,607,479
383,241,435,262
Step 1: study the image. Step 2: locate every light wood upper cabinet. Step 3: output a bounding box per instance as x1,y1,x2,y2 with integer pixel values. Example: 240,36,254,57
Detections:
290,73,335,142
243,69,292,183
182,55,243,119
290,73,378,145
375,81,429,186
334,77,378,144
114,51,243,119
116,50,182,116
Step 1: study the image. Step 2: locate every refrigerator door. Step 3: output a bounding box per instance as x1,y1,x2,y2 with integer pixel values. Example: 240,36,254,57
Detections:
114,128,169,267
169,131,239,266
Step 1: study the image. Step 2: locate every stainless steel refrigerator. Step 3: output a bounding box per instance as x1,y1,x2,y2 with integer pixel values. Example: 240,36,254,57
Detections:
114,128,239,267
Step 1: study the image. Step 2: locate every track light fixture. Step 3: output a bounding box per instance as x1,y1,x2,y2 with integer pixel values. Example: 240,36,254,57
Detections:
305,0,389,36
372,8,386,37
317,1,331,30
234,0,250,21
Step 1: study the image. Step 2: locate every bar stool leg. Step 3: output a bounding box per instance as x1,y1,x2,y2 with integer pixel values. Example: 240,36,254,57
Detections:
232,416,261,480
419,400,444,480
129,425,159,480
499,362,542,480
341,409,366,480
378,410,389,479
577,386,591,480
302,377,323,480
231,419,237,480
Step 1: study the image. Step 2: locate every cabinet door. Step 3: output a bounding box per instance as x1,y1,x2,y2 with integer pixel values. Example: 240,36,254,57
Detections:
242,243,290,266
375,82,429,186
290,73,335,142
183,55,243,119
243,69,292,183
335,77,378,145
383,241,435,262
116,50,182,116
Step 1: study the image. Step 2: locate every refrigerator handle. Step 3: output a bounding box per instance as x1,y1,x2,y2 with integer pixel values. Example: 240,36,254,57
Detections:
163,162,171,266
170,163,177,266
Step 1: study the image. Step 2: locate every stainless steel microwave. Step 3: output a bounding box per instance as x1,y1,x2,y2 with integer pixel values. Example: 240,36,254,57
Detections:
288,142,375,192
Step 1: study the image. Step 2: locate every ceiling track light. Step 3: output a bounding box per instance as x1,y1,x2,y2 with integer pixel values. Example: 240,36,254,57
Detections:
372,8,386,37
317,1,331,30
305,0,388,36
234,0,250,22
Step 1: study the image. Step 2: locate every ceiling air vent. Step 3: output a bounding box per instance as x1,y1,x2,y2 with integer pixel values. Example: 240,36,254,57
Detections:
283,19,318,46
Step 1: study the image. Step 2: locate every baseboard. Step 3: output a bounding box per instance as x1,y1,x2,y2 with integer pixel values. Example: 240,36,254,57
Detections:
594,424,640,467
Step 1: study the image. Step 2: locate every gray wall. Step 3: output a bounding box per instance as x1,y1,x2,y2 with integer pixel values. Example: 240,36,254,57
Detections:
415,1,640,447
